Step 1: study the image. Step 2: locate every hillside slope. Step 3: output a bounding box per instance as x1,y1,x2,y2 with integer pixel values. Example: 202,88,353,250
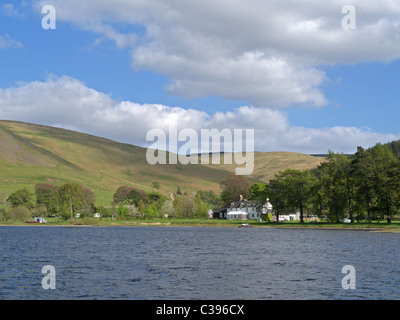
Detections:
0,120,325,205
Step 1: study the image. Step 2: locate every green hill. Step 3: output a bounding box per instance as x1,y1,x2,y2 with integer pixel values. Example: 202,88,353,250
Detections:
0,120,325,206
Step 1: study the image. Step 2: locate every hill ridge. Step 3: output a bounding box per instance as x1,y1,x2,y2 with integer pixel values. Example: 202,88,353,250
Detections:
0,120,325,206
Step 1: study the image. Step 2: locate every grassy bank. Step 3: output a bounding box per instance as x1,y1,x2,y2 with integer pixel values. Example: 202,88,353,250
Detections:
1,217,400,231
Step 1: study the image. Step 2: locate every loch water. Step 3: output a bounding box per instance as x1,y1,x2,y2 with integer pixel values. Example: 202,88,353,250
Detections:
0,226,399,300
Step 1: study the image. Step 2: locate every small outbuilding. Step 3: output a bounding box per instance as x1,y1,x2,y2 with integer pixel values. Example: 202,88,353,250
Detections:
25,217,47,224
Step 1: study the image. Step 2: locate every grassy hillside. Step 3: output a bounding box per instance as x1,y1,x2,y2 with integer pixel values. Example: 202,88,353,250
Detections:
202,151,324,182
0,120,325,206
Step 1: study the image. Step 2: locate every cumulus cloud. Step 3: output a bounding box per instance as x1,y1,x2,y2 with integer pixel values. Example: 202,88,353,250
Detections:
0,76,398,154
33,0,400,108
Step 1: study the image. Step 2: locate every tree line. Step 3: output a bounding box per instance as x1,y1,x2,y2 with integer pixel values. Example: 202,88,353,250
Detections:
248,143,400,224
0,182,223,222
1,183,96,222
111,185,219,219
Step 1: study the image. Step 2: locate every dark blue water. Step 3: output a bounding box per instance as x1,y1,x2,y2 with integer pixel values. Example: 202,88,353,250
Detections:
0,226,399,300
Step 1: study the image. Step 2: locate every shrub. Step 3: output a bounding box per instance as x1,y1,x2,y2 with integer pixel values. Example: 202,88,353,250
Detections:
8,206,32,222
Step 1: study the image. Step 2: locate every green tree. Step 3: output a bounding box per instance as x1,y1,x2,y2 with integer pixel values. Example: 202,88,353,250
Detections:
351,146,376,222
268,177,291,222
368,143,400,223
144,204,159,219
8,206,32,222
270,169,317,223
194,193,210,218
173,196,183,218
249,183,270,205
137,199,146,216
35,183,60,214
117,205,129,219
145,191,167,210
196,190,222,209
58,183,84,221
317,152,351,223
7,188,35,209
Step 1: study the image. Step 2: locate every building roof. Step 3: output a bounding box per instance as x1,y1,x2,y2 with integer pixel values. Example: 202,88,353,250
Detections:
213,207,227,214
228,198,258,208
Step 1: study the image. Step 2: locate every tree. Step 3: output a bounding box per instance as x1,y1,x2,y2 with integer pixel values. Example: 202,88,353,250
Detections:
173,196,183,218
126,204,140,218
219,174,252,205
137,199,146,216
145,191,167,210
182,196,196,218
351,147,376,222
317,152,351,223
35,183,60,214
270,169,317,223
80,187,96,216
58,183,84,220
7,188,34,209
117,205,129,219
368,143,400,223
196,190,223,209
144,204,159,219
268,177,291,222
194,193,210,218
249,183,269,205
7,206,32,222
112,186,146,206
159,200,175,218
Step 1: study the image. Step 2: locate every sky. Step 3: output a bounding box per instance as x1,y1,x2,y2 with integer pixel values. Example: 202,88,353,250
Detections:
1,0,400,154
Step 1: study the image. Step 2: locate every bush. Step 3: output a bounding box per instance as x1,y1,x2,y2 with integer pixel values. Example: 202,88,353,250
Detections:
117,205,130,219
144,204,159,219
8,206,32,222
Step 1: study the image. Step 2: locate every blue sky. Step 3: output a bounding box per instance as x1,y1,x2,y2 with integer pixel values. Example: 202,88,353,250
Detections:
1,1,400,154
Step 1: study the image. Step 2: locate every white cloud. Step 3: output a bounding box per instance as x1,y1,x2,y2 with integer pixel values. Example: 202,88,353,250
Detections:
33,0,400,108
0,35,22,49
0,76,398,154
1,3,22,17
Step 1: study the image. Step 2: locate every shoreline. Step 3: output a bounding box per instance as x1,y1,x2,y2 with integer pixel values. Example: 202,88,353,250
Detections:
1,220,400,232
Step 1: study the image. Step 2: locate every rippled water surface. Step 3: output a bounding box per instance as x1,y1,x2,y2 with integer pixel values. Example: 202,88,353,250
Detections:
0,226,399,299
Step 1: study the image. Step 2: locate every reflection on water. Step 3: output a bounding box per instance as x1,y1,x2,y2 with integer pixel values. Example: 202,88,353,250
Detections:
0,226,399,300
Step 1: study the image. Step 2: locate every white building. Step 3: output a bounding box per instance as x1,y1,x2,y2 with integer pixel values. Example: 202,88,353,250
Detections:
34,217,47,223
227,211,248,220
278,213,299,221
262,199,273,214
226,196,262,220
